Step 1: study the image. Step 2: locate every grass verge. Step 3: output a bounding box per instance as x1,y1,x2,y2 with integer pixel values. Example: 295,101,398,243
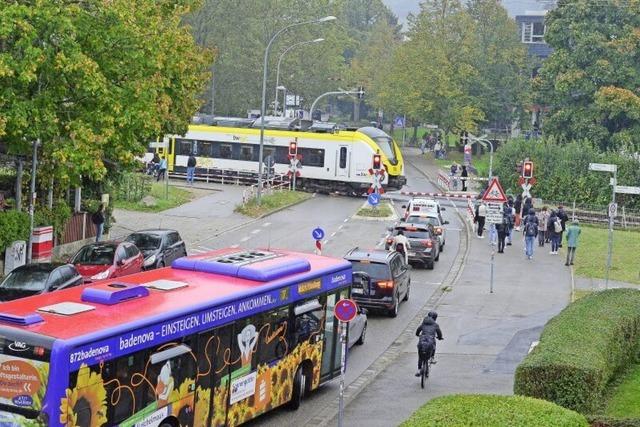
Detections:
572,226,640,285
605,363,640,418
356,202,393,217
433,151,490,177
114,182,193,212
235,191,311,218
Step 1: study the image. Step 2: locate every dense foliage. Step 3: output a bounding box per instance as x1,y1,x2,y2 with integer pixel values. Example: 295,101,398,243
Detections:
400,394,588,427
0,210,30,252
0,0,213,186
493,138,640,209
535,0,640,151
34,201,71,243
514,289,640,414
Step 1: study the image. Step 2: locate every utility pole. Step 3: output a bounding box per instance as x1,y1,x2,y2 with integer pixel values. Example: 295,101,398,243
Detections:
27,139,40,263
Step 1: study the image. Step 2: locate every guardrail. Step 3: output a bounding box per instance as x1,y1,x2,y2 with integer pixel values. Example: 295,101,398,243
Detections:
563,203,640,230
170,167,289,187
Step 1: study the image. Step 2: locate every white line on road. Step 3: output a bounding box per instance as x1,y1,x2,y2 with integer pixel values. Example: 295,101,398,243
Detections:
330,232,337,237
251,229,261,234
230,244,239,249
191,248,206,253
240,236,250,242
344,218,349,222
262,222,271,227
322,240,328,245
199,246,214,251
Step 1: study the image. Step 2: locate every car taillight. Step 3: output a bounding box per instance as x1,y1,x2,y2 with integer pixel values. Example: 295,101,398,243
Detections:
377,280,394,289
422,240,433,248
435,227,443,235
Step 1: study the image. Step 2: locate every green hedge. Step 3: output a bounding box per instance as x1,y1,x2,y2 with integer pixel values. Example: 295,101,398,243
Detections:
588,416,640,427
514,289,640,414
0,210,30,253
35,201,72,243
400,394,588,427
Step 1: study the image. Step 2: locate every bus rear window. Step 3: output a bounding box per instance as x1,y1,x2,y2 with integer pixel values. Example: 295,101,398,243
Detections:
0,338,50,414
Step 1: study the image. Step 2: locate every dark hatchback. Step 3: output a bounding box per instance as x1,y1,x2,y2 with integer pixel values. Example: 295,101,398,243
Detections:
344,248,410,317
0,263,83,302
387,223,440,269
125,229,187,270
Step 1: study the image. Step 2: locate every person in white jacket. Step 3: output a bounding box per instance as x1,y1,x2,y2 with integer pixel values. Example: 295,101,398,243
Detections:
392,230,411,264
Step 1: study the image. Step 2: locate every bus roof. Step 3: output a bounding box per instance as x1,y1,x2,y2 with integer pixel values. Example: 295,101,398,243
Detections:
0,248,351,343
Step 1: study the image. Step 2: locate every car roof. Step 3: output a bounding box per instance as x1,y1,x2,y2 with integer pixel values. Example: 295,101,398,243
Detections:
406,212,438,218
395,222,431,231
129,229,178,236
10,263,64,273
80,241,120,249
344,247,394,263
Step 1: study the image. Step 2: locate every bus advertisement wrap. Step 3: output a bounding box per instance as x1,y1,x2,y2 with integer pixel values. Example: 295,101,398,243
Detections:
70,269,351,370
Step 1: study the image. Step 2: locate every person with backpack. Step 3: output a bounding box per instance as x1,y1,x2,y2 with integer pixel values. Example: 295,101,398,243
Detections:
523,208,539,260
557,205,569,248
415,311,443,376
392,230,411,264
157,156,168,182
548,210,562,255
92,204,105,242
186,153,197,186
496,204,511,253
506,196,515,245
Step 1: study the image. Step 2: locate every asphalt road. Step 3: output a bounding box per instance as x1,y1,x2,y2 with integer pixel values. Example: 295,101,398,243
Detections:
185,164,466,426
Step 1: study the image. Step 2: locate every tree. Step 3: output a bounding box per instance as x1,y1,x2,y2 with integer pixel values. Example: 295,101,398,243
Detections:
0,0,213,188
535,0,640,151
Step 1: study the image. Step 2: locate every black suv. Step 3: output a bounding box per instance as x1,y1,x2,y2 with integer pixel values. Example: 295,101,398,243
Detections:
386,223,440,269
344,248,410,317
125,229,187,270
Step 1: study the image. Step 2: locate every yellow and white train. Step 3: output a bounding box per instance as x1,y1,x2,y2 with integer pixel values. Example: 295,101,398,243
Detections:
153,117,406,194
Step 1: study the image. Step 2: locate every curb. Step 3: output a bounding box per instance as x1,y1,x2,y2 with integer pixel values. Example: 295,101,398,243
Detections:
307,159,472,426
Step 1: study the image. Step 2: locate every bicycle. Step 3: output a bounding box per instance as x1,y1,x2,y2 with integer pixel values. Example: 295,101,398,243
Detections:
419,354,436,389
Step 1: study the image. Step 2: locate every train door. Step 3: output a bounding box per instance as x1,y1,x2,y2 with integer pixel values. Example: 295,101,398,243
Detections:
336,145,349,178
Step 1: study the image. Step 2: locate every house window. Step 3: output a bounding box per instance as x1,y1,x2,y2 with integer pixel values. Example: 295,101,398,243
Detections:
522,22,545,43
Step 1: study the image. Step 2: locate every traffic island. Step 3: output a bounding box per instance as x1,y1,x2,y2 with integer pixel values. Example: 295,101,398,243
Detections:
235,190,311,218
353,201,397,220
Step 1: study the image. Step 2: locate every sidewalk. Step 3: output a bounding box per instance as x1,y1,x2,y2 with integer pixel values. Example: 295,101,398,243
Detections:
335,151,572,426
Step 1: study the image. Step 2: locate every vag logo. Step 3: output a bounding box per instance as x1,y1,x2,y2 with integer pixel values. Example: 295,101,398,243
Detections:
9,341,28,352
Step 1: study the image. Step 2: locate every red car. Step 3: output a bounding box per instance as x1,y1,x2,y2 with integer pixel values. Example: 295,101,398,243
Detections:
71,241,144,282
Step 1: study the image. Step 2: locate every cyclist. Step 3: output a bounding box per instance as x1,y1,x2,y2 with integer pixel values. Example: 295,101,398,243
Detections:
415,311,443,377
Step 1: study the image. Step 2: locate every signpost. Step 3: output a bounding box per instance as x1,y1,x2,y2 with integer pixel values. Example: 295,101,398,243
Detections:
367,193,380,207
334,298,358,427
482,177,507,294
615,185,640,195
608,202,618,219
588,163,617,289
589,163,617,173
312,227,325,255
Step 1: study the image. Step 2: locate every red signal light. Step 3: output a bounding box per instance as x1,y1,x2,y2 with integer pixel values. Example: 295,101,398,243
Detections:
372,154,382,170
523,161,534,179
289,141,298,156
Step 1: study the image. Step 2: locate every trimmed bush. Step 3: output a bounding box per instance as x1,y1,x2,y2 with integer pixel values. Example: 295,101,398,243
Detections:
514,289,640,414
400,394,589,427
0,210,30,252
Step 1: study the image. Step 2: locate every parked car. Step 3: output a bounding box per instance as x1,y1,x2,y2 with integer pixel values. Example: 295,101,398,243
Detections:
125,229,187,270
405,212,449,251
402,198,446,223
386,223,440,269
344,248,410,317
348,305,368,348
0,263,83,302
72,241,144,282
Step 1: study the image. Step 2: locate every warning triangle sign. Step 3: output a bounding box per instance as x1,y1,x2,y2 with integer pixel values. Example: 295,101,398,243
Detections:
482,177,508,203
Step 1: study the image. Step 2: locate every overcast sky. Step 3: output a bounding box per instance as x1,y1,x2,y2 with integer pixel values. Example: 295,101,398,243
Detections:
382,0,552,25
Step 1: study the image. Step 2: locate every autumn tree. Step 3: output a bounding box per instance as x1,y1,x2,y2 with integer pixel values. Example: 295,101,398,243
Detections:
535,0,640,151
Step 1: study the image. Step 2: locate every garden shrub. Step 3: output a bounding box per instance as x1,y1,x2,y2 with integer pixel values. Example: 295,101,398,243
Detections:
514,289,640,414
400,394,588,427
0,210,30,252
35,201,72,243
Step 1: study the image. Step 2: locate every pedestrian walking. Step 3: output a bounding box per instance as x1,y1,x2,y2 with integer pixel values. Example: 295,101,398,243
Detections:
537,207,549,247
523,208,539,260
157,156,168,182
514,195,523,231
557,205,569,248
433,140,442,159
496,203,511,253
565,219,581,266
420,133,428,154
548,210,562,254
392,230,411,264
474,202,487,238
461,165,468,192
506,197,515,245
91,204,105,242
187,153,197,185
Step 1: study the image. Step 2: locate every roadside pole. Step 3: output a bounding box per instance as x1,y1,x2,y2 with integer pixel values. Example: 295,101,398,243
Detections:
481,177,508,294
334,298,358,427
589,163,618,289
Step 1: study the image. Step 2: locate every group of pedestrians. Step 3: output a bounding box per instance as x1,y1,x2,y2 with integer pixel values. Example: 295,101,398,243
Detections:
147,153,197,185
449,162,469,192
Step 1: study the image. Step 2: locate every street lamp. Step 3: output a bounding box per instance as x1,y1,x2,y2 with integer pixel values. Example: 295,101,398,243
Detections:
274,38,324,116
469,133,494,180
257,16,336,203
309,88,365,119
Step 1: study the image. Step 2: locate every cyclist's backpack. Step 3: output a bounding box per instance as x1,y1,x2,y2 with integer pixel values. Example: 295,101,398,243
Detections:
417,333,434,353
525,220,537,237
554,219,562,233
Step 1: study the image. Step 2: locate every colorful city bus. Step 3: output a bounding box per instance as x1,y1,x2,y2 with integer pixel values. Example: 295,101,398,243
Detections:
0,248,352,427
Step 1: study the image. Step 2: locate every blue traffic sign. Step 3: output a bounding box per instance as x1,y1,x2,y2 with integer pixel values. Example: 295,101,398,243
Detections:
367,193,380,206
312,227,325,241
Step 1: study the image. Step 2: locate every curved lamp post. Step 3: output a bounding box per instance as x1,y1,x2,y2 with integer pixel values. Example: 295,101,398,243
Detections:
257,16,336,204
274,38,324,116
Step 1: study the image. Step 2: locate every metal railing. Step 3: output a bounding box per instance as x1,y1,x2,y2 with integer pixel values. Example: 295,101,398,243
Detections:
170,167,289,188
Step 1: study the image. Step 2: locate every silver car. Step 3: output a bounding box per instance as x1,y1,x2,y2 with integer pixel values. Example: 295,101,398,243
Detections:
405,212,449,251
348,306,368,348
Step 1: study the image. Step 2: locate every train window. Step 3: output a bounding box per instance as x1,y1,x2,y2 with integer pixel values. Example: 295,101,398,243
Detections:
199,141,213,158
240,145,253,161
176,139,193,156
264,147,276,160
220,144,232,159
339,147,347,169
300,148,325,167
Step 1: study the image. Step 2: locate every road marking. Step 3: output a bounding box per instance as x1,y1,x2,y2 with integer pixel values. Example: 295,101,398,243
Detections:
330,232,337,237
251,229,261,234
528,341,540,354
344,218,349,222
240,236,250,242
199,246,214,251
230,244,239,249
322,240,328,245
262,222,271,227
191,248,206,253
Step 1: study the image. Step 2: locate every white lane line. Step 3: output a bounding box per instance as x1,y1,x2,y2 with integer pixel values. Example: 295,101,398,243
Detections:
251,229,261,234
344,218,349,222
337,225,344,230
199,246,214,251
240,236,250,242
191,248,206,253
446,228,463,232
323,240,328,245
330,232,337,237
262,222,271,227
230,244,240,249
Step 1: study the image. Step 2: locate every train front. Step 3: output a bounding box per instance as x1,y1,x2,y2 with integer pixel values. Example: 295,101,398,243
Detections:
357,127,407,190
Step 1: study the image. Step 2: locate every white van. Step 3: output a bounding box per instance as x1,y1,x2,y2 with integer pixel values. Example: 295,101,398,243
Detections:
402,198,446,223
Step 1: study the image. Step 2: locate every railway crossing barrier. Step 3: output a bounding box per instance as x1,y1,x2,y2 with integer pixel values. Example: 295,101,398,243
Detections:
400,191,474,199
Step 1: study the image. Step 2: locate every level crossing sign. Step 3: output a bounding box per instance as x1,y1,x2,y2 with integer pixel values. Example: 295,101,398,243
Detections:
482,177,508,203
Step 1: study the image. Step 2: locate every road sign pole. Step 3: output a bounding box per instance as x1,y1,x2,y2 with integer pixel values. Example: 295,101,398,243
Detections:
490,242,495,293
338,320,347,427
605,169,616,289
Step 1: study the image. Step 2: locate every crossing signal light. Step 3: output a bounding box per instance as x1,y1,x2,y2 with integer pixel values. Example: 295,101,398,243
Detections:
523,161,534,179
289,141,298,156
372,154,382,170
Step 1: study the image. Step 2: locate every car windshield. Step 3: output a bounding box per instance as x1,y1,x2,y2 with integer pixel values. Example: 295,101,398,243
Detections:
350,261,391,280
372,136,398,165
126,233,161,251
72,245,115,265
396,228,431,239
407,216,440,227
0,270,49,292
